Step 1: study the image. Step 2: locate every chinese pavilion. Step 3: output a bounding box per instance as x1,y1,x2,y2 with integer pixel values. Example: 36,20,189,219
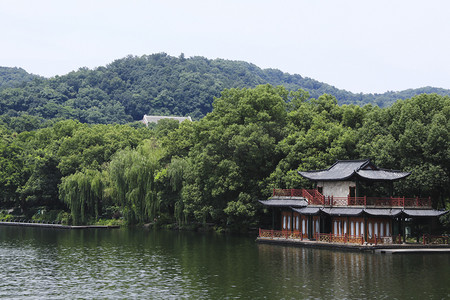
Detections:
259,159,447,245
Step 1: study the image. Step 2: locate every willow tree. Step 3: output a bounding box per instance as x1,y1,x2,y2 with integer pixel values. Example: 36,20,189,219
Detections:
161,156,190,224
59,169,104,225
108,140,163,224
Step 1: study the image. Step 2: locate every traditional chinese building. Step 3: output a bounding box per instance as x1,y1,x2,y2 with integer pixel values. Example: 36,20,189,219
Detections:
259,160,447,245
142,115,192,126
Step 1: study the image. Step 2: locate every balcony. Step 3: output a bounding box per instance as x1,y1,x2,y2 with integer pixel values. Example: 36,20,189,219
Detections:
272,189,432,208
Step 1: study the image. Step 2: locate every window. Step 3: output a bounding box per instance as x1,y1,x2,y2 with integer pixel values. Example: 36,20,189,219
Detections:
356,222,360,236
349,186,356,197
350,221,354,236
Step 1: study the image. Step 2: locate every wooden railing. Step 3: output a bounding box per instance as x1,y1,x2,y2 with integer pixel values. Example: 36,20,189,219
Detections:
259,229,366,245
422,234,450,245
272,189,303,197
259,229,307,240
259,229,450,246
314,233,365,245
272,189,432,208
272,189,324,205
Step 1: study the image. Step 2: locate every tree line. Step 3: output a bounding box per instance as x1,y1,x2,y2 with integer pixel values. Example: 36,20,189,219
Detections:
0,85,449,230
2,54,450,126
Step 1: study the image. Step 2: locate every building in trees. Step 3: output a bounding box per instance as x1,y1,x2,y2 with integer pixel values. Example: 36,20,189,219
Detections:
142,115,192,126
259,160,447,246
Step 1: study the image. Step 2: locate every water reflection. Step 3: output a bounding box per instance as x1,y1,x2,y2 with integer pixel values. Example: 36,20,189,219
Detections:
256,244,450,299
0,227,449,299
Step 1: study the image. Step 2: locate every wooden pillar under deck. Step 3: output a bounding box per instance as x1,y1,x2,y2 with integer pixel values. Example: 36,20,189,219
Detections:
291,210,294,233
271,208,275,230
364,215,368,243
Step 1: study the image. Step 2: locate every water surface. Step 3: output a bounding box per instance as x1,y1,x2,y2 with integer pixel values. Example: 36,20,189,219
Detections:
0,226,449,299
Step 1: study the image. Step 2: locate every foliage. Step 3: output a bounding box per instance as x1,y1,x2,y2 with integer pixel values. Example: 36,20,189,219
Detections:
59,169,104,225
0,84,448,229
0,67,38,90
108,140,163,224
2,54,450,125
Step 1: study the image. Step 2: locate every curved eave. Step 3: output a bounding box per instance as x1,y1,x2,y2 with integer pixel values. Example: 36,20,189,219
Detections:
402,209,448,217
298,170,356,181
292,206,321,215
355,170,411,182
321,207,363,216
364,208,402,217
258,199,308,208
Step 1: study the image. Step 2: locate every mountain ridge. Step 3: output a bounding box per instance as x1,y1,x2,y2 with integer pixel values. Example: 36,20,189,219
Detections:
1,53,449,124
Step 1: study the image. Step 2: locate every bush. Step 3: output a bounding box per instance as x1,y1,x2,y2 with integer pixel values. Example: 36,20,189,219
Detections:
0,213,14,221
32,209,66,223
94,218,124,226
57,211,72,225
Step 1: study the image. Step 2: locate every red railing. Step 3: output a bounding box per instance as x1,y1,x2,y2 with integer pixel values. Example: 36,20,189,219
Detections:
272,189,432,208
259,228,307,240
272,189,303,197
314,233,365,245
259,229,450,245
272,189,324,205
259,229,365,245
303,189,325,205
422,234,450,245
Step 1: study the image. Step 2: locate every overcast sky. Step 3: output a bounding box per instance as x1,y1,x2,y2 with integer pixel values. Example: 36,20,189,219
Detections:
1,0,449,93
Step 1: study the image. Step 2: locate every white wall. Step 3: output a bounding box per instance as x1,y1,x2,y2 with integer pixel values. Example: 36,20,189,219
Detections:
318,181,355,197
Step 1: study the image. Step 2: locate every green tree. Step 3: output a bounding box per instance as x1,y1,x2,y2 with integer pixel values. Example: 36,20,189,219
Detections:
108,140,163,224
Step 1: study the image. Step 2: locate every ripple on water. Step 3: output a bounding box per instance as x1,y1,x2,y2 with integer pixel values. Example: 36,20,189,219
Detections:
0,228,449,299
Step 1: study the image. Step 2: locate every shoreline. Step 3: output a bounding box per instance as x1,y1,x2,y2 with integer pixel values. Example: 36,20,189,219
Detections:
0,221,120,229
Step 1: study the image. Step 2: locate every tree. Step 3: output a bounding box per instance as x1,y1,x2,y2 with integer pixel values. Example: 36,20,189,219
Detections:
108,140,163,224
59,169,104,225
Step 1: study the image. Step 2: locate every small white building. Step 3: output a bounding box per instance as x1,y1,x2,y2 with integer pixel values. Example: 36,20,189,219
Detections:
142,115,192,126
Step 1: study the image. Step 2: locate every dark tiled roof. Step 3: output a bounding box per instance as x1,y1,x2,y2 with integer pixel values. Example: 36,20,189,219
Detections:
321,207,363,216
298,160,368,181
357,169,410,181
402,209,447,217
364,208,402,216
292,207,321,215
258,199,308,208
298,159,410,181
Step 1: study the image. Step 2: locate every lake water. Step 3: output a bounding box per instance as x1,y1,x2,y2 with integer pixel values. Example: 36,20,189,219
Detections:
0,226,449,299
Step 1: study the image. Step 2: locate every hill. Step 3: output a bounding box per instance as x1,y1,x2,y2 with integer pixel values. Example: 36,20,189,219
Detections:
1,53,449,124
0,67,39,90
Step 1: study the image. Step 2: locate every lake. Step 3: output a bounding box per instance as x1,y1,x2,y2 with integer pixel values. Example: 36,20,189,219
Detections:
0,226,449,299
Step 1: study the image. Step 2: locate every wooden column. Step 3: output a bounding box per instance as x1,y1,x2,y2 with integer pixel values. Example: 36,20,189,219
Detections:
364,215,368,243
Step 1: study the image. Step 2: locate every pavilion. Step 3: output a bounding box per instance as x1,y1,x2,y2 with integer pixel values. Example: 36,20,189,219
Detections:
259,159,447,245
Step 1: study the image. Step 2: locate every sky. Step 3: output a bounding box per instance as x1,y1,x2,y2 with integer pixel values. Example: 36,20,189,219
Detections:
1,0,450,93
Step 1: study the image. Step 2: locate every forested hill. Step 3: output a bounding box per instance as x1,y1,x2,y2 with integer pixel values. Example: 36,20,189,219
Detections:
0,67,39,90
1,53,449,125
